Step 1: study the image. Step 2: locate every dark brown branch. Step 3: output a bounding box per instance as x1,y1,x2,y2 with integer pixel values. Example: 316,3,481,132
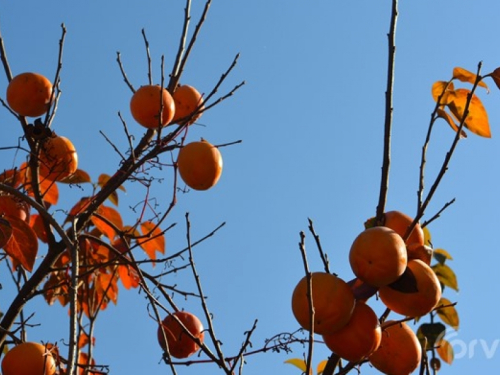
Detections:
116,52,135,93
375,0,398,224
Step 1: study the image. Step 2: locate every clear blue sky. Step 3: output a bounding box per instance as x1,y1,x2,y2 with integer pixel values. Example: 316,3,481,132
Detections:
1,1,499,374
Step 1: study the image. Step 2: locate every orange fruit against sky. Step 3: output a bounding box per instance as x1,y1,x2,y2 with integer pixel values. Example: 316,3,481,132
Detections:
322,300,381,362
379,259,442,317
171,84,204,125
157,311,205,359
1,342,56,375
177,140,223,191
349,226,407,287
39,135,78,181
369,321,422,375
291,272,355,335
6,72,53,117
383,210,424,247
130,84,176,128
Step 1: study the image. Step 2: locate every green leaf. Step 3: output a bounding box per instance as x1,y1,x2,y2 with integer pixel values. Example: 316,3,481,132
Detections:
432,263,459,291
436,297,459,330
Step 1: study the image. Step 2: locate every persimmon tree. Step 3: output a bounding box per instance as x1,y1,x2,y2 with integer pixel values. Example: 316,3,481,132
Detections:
0,1,499,375
0,1,273,374
285,1,500,375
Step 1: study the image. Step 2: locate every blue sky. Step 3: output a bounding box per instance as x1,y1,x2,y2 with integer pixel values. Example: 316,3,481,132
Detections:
1,1,500,374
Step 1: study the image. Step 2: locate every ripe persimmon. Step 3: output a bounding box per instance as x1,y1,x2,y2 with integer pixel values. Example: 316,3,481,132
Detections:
406,243,433,265
384,210,424,248
38,134,78,181
1,342,56,375
157,311,205,359
322,301,381,362
177,140,223,190
130,85,176,129
369,321,422,375
171,85,204,125
0,194,30,222
291,272,355,335
379,259,442,317
349,226,407,287
6,72,53,117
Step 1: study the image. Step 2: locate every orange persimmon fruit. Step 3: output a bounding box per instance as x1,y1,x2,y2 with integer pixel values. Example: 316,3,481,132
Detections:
349,226,407,287
369,321,422,375
378,259,442,317
383,210,425,248
1,342,56,375
6,72,53,117
130,85,176,129
177,140,223,191
171,84,204,125
322,301,382,362
291,272,355,335
157,311,205,359
38,134,78,181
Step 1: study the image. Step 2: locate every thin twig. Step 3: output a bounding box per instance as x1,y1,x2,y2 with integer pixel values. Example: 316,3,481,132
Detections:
298,231,314,375
375,0,398,224
411,62,484,232
168,0,192,92
116,52,135,92
184,213,228,371
307,218,330,274
46,23,67,129
142,29,153,85
0,19,13,81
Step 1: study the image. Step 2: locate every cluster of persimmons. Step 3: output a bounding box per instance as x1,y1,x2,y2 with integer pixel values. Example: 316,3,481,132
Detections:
292,211,442,374
0,71,213,374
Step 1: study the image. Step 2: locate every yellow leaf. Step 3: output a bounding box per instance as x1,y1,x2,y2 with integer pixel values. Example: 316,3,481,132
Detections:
447,88,491,138
436,297,459,330
433,248,453,264
432,81,455,105
284,358,307,372
452,67,489,91
432,263,459,291
423,227,432,246
437,338,454,364
436,108,467,138
317,360,328,375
